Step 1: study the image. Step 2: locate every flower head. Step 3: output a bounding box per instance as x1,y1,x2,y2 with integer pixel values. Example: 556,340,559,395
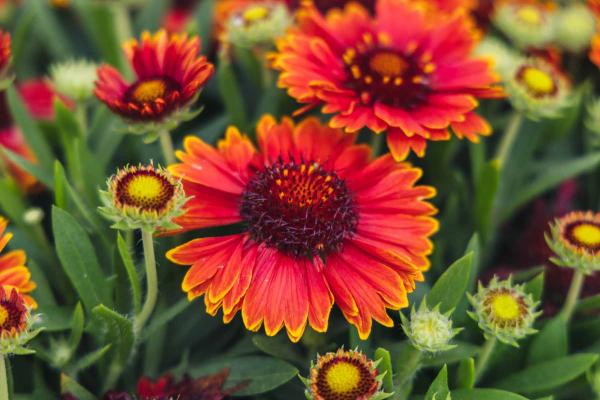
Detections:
0,30,12,89
504,57,570,120
49,59,98,103
99,164,187,231
0,217,36,308
555,4,596,54
95,30,214,140
400,301,461,353
270,0,502,160
546,211,600,274
303,348,391,400
0,286,41,355
468,276,540,346
167,115,437,341
473,37,519,77
493,1,556,49
225,2,292,48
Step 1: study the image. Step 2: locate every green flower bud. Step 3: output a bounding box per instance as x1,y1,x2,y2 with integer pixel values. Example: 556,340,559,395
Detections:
400,301,461,353
493,2,555,49
555,4,597,53
49,59,98,103
225,2,292,48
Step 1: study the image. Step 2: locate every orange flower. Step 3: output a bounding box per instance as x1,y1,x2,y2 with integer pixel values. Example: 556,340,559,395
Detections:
0,217,36,309
0,126,39,192
271,0,503,160
591,35,600,68
95,30,214,125
0,286,29,339
167,115,437,341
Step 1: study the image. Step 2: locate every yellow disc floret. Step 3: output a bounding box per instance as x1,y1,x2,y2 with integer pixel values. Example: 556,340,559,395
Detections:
490,293,521,321
0,305,8,326
369,52,408,78
243,6,270,23
517,6,542,25
124,174,167,209
131,79,167,103
521,67,555,96
572,223,600,247
324,361,361,394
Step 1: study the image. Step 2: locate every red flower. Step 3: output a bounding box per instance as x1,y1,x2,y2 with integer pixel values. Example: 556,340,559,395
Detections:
0,126,38,192
95,30,214,124
167,115,437,340
164,0,201,33
0,30,9,74
18,79,70,121
271,0,503,160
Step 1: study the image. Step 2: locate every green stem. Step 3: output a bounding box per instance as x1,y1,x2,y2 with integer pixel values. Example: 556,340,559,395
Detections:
159,130,176,166
134,228,158,336
474,337,497,384
495,112,523,166
370,133,386,157
76,104,87,138
0,356,9,400
393,345,422,400
561,270,586,322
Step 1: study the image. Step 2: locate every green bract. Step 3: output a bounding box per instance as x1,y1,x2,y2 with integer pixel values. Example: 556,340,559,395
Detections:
400,301,462,353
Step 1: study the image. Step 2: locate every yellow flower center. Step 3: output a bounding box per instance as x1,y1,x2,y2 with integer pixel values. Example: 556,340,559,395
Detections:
517,5,542,25
0,305,8,326
325,361,361,394
243,6,270,23
131,79,167,103
369,52,409,78
572,223,600,246
521,67,555,95
491,293,521,321
125,175,166,206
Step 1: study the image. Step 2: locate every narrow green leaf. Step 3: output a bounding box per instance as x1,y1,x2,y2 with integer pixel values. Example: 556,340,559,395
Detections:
29,0,71,58
252,334,304,364
60,374,96,400
423,341,479,367
52,207,111,312
55,100,83,139
217,56,248,129
524,272,545,303
475,159,500,239
577,293,600,313
67,344,112,374
426,252,473,313
140,298,191,342
425,365,450,400
92,304,134,368
54,161,68,209
190,356,298,396
495,354,599,394
6,86,54,169
452,389,528,400
527,314,568,365
374,348,394,394
68,303,84,353
1,148,54,189
456,358,475,389
0,178,26,224
117,233,142,314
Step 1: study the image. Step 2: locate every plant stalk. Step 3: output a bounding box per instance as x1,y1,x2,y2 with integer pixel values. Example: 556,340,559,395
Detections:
495,112,523,166
134,228,158,336
159,130,176,165
474,336,497,384
561,269,586,321
0,356,9,400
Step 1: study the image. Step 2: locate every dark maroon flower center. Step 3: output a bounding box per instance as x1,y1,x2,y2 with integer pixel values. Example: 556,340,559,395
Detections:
343,43,433,108
114,169,175,212
240,158,358,258
0,293,27,335
315,356,376,400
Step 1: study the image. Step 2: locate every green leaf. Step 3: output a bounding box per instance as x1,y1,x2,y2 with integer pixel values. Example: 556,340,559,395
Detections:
67,303,84,354
495,354,599,394
374,348,394,394
217,56,248,129
67,344,112,374
140,298,191,342
425,365,450,400
1,148,54,189
527,314,568,365
92,304,135,367
577,293,600,313
117,233,142,314
456,358,475,389
52,207,111,312
423,341,479,367
6,86,54,169
36,305,71,332
252,334,304,364
426,252,473,313
452,389,529,400
190,356,298,396
54,161,68,209
60,374,96,400
55,100,83,139
475,159,500,239
29,0,72,59
524,272,545,303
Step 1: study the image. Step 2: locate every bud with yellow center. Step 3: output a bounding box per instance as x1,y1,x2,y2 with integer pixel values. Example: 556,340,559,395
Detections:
546,211,600,274
99,163,188,231
493,3,555,49
555,4,597,53
468,276,540,347
301,348,392,400
225,2,292,48
505,58,571,120
400,301,462,353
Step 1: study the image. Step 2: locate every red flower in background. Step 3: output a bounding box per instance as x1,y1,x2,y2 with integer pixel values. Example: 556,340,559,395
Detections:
167,115,437,340
0,30,10,74
164,0,202,33
271,0,503,160
95,30,214,123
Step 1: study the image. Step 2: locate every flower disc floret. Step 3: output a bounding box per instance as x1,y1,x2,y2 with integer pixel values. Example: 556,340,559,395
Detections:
400,302,461,353
546,211,600,274
493,2,555,49
226,2,292,48
468,276,540,347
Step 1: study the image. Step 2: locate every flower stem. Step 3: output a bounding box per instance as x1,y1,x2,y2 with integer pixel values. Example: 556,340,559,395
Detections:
495,112,523,166
474,336,497,384
0,356,9,400
393,345,422,400
134,228,158,336
561,269,586,322
76,104,87,138
159,130,176,165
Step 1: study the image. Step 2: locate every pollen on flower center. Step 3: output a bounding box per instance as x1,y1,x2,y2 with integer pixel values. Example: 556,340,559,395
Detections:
520,67,555,95
240,159,358,258
517,6,542,25
483,288,526,327
0,305,8,326
491,293,521,320
571,223,600,246
114,167,176,212
242,6,270,23
324,362,361,394
129,79,168,103
368,51,409,78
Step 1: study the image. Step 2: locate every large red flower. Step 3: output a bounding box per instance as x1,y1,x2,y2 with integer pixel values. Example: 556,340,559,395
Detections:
167,115,437,340
271,0,503,160
95,30,214,123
